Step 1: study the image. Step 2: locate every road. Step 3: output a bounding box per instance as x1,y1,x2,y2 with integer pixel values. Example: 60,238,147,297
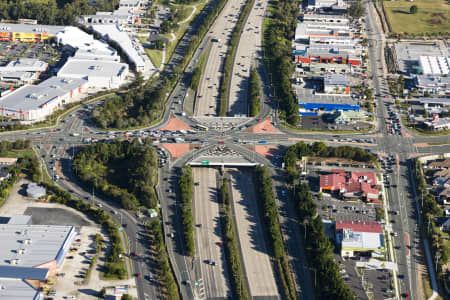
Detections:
193,167,231,299
195,0,246,116
228,168,279,299
227,0,267,116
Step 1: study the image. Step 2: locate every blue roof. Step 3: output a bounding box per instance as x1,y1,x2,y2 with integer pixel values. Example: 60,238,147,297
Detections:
299,103,360,112
0,265,49,280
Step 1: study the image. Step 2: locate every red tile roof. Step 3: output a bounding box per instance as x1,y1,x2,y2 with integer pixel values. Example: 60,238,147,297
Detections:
320,170,379,199
335,220,382,233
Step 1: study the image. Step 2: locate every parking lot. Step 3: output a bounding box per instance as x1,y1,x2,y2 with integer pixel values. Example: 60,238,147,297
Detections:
300,114,372,131
0,41,61,64
318,194,379,223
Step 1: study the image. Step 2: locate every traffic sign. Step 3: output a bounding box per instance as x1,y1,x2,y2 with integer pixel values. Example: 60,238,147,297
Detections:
201,160,209,165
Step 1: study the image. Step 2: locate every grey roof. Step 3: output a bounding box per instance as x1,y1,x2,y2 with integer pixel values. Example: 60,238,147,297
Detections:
0,76,87,112
0,22,64,35
0,224,76,268
7,215,32,225
0,265,48,280
0,278,41,300
415,75,450,86
419,98,450,105
296,92,356,105
324,73,349,86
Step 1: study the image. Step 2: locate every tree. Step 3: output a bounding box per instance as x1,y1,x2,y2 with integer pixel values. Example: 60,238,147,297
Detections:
160,20,171,33
410,5,418,14
348,1,364,18
121,294,132,300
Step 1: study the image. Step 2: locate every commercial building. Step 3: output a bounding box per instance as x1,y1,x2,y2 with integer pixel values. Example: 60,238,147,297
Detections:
77,12,135,26
0,59,48,84
0,216,77,300
416,98,450,114
302,13,349,24
419,56,450,76
0,76,88,121
73,47,121,62
0,23,65,42
57,58,128,89
92,24,154,76
323,73,349,93
333,110,367,124
424,115,450,131
307,0,347,10
320,169,379,201
335,220,384,257
297,93,360,115
414,75,450,95
393,43,449,74
0,59,48,73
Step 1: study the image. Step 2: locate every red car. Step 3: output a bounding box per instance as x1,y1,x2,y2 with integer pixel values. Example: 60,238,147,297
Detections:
133,251,138,256
219,141,225,144
257,118,262,122
402,293,409,299
136,273,141,278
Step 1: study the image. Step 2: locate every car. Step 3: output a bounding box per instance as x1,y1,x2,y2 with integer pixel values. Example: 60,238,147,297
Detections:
136,273,141,278
398,274,405,279
402,293,410,298
96,203,103,208
133,251,138,256
210,261,216,266
66,256,74,259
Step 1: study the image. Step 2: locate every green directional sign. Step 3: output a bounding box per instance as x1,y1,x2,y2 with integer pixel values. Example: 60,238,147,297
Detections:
201,160,209,165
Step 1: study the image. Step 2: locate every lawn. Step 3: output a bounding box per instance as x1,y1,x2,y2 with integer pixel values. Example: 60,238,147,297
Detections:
145,48,163,69
383,0,450,35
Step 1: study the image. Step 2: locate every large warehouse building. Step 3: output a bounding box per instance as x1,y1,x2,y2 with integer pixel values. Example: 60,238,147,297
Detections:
0,23,64,42
0,76,88,121
57,58,129,89
0,216,77,300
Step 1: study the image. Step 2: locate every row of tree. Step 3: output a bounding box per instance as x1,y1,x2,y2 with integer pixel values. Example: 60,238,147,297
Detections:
217,0,255,116
284,142,377,180
73,139,158,210
147,220,180,299
190,51,208,93
178,166,195,256
294,183,355,299
248,69,260,117
220,178,249,300
93,0,229,129
413,160,449,287
44,183,127,279
254,166,296,300
263,0,299,125
0,0,116,25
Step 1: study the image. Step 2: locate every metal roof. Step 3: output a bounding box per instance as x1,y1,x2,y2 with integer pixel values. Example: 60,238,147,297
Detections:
57,58,128,78
7,215,31,225
0,266,48,280
419,97,450,105
324,73,349,86
0,278,41,300
0,224,76,268
0,22,64,35
0,76,87,112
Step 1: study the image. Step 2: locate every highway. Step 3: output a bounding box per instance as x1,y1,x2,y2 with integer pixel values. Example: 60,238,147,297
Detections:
228,168,279,299
192,167,231,299
195,0,246,116
227,0,267,116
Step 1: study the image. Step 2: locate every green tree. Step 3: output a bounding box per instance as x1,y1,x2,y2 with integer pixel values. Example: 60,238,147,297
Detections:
410,5,418,14
348,1,364,18
121,294,132,300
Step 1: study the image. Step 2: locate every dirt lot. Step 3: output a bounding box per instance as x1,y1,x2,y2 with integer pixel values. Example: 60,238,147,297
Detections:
0,179,137,299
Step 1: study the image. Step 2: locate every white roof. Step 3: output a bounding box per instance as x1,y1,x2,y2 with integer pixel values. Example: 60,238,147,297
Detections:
419,56,450,76
0,76,87,112
91,24,152,71
0,224,76,268
341,229,383,250
74,47,120,62
57,58,128,79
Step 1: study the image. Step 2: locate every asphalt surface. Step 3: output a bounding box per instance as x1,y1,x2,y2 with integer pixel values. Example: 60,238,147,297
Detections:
195,0,246,116
228,168,279,298
227,0,267,116
192,167,231,299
